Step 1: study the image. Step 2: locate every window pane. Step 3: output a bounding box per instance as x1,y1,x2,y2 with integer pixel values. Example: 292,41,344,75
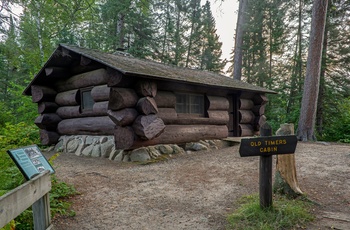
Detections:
82,90,94,111
175,93,204,115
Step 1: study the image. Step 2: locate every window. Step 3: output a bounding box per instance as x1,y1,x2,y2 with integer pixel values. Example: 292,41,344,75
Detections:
175,93,204,116
80,88,94,112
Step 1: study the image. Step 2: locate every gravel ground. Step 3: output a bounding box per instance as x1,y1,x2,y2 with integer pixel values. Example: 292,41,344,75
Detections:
49,141,350,230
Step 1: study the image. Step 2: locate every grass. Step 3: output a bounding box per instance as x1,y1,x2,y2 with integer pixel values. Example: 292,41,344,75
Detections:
227,194,314,230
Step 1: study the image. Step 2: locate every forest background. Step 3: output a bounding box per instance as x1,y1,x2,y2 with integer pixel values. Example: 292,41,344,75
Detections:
0,0,349,143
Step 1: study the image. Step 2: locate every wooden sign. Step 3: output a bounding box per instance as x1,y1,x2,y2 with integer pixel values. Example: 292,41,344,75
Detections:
239,135,297,157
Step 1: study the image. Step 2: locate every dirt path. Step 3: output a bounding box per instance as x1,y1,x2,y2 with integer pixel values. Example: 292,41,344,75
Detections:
50,142,350,230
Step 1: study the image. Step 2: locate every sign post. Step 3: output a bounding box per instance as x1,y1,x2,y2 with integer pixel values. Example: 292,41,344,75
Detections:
239,123,298,209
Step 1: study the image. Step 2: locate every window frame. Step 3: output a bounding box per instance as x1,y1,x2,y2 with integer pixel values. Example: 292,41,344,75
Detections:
175,93,205,117
80,87,95,112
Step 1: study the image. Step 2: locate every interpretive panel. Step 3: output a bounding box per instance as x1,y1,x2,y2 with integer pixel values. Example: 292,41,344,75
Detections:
7,145,55,180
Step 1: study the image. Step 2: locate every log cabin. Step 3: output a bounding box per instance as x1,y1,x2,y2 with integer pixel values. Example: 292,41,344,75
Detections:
23,44,275,149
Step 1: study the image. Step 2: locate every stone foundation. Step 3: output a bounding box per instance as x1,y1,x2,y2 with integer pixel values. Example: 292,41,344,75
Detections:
54,135,230,162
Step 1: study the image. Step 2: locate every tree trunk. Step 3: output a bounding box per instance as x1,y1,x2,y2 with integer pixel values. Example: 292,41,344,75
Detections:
297,0,328,141
274,123,303,197
233,0,248,80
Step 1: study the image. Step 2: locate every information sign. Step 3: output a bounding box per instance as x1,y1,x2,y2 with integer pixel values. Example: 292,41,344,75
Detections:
7,145,55,180
239,135,298,157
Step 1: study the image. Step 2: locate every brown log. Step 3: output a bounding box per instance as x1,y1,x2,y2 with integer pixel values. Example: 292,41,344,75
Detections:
114,126,135,149
158,109,228,125
34,113,62,130
252,104,266,115
39,129,60,145
239,110,255,124
207,96,229,110
107,67,135,87
157,108,178,122
239,124,254,137
207,110,229,125
254,115,267,131
31,85,57,103
253,93,268,105
154,91,176,108
45,67,69,78
56,101,108,119
136,97,158,115
107,108,138,126
91,85,110,102
57,116,115,135
274,123,303,196
38,102,58,114
55,68,109,92
135,81,157,97
239,99,254,110
55,89,80,106
132,115,165,140
108,88,138,110
132,125,228,149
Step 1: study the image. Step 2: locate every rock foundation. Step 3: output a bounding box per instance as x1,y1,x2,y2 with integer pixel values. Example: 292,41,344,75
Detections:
55,135,228,162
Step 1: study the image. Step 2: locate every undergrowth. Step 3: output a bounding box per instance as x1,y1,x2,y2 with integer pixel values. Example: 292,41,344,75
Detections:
0,122,77,230
227,194,314,230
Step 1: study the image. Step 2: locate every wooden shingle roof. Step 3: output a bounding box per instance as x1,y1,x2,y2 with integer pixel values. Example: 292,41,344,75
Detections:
24,44,276,95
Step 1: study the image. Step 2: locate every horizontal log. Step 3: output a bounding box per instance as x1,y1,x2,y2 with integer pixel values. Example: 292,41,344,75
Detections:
239,124,254,137
253,93,268,105
39,129,60,145
108,88,138,110
131,125,228,149
157,109,228,125
239,110,255,124
31,85,57,103
252,104,266,115
157,108,178,122
207,96,229,110
239,99,254,110
56,101,108,119
107,108,138,126
38,102,58,114
135,81,157,97
57,116,115,135
55,68,109,92
132,115,165,140
136,97,158,115
114,126,135,149
55,89,80,106
91,85,110,102
154,91,176,108
35,113,62,130
106,68,135,87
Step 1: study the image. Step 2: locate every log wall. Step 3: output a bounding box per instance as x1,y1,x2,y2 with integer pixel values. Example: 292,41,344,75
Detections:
238,93,268,136
30,55,267,147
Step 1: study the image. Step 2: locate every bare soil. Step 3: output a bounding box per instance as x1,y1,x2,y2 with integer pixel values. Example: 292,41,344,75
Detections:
50,142,350,230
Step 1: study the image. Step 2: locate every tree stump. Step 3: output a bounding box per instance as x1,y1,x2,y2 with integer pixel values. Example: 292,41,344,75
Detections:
274,123,303,197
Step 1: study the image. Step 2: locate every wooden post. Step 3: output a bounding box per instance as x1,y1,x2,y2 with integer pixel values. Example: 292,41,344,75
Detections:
259,122,273,209
32,193,51,230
